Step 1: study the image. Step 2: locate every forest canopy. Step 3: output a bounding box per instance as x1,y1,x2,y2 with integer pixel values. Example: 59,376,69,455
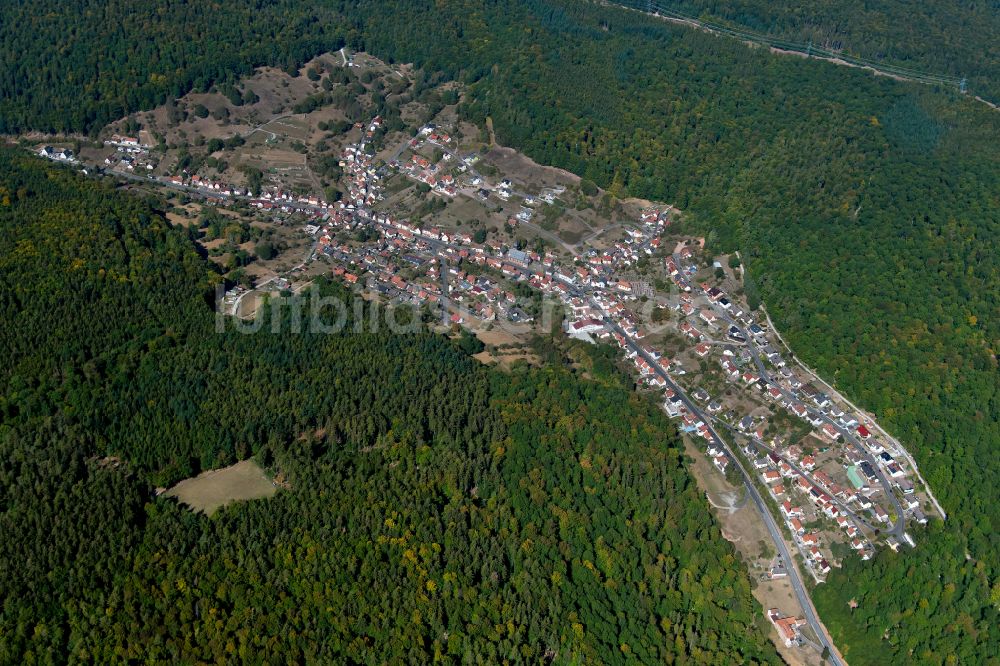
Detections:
0,150,778,663
1,0,997,661
614,0,1000,102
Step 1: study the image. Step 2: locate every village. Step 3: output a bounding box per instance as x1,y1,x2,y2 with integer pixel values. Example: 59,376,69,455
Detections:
272,115,934,575
40,50,943,662
282,116,936,658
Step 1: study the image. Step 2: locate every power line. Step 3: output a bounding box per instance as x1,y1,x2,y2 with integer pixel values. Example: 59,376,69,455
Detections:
613,0,966,91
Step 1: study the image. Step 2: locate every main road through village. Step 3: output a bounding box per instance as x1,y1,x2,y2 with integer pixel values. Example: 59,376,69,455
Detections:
585,295,846,666
704,295,906,540
100,159,847,663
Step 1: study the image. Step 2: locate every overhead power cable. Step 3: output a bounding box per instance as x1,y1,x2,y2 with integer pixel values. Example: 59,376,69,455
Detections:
612,0,966,91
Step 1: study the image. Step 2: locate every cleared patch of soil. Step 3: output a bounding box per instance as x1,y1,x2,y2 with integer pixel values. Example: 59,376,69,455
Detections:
164,459,277,516
476,329,520,346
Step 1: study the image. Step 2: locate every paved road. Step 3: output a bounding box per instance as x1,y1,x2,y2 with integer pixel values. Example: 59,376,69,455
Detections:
758,305,948,522
231,237,319,316
103,157,846,660
714,419,879,535
579,222,622,245
625,1,972,99
437,254,452,325
387,135,415,164
516,218,580,255
586,296,844,666
699,288,905,539
103,160,845,659
108,169,903,542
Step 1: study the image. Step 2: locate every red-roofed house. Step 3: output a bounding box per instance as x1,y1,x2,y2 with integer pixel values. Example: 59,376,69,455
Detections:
780,501,803,518
767,610,806,647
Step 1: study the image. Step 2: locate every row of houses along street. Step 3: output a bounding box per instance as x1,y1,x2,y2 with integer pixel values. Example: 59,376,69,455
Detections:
294,114,934,556
137,114,931,576
246,117,943,662
85,114,935,664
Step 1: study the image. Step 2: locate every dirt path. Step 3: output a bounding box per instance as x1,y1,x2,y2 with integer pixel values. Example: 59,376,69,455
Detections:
704,487,748,514
485,116,496,146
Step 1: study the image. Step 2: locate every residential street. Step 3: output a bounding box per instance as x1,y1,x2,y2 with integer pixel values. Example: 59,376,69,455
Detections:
81,115,936,665
587,297,845,666
705,295,906,539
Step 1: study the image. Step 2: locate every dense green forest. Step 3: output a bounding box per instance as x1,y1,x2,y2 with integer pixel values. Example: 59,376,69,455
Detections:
2,0,997,135
356,3,1000,661
2,0,998,661
0,0,348,134
0,150,779,662
617,0,1000,102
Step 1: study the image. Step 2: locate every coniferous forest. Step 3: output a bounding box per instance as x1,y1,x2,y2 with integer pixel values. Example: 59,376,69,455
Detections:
0,149,778,662
1,0,998,662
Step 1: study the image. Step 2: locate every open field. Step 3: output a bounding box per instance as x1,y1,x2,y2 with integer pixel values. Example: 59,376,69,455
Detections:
164,459,276,515
483,146,584,194
470,324,541,369
475,328,521,346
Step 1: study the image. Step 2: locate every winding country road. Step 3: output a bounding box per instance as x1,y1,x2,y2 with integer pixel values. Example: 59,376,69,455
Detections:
586,296,845,666
101,154,846,662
